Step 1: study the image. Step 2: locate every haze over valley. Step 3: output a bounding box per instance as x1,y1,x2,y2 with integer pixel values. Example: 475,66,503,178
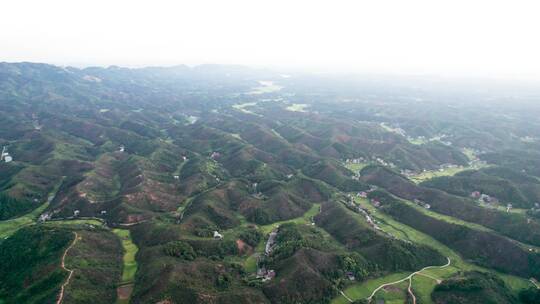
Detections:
2,1,540,304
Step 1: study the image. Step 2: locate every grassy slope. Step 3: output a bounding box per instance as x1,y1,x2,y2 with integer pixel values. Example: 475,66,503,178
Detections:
410,166,471,184
343,162,370,174
0,176,66,238
112,229,138,304
332,196,531,304
259,203,320,234
113,229,139,284
0,202,48,239
242,203,321,272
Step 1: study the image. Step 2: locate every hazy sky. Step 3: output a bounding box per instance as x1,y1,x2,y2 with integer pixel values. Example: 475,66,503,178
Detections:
2,0,540,79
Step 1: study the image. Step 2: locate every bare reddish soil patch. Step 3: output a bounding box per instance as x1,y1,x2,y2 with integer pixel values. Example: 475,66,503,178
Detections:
236,239,253,255
117,284,133,300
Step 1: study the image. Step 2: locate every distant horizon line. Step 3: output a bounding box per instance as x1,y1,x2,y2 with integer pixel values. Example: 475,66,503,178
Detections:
3,60,540,85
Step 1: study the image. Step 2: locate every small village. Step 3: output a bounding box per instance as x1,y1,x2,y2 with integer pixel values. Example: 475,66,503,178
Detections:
343,192,382,232
470,191,517,213
413,199,431,210
255,228,278,282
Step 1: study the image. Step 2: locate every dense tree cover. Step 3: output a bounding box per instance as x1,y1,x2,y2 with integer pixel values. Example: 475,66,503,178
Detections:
0,192,37,220
303,160,369,192
263,248,342,304
368,189,540,279
338,252,371,282
362,165,540,246
185,239,238,260
432,271,518,304
163,241,197,260
481,149,540,179
269,223,332,262
0,162,22,189
239,227,263,247
8,133,55,165
519,288,540,304
315,201,446,273
0,226,72,303
3,62,540,303
61,229,123,304
422,166,540,208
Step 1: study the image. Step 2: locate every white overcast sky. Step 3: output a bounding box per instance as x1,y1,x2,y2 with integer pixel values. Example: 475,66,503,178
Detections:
1,0,540,79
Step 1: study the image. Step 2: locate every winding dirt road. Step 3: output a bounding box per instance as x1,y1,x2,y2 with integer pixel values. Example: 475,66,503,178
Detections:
339,290,354,303
56,232,80,304
366,257,451,302
407,276,417,304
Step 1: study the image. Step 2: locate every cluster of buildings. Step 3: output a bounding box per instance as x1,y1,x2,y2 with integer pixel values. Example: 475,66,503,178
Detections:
375,157,395,168
437,163,460,172
470,191,517,212
400,169,415,177
1,146,13,163
38,212,52,222
39,208,109,223
345,157,365,164
250,182,266,199
256,267,276,282
413,199,431,209
345,156,397,172
344,194,381,230
471,191,499,205
401,163,461,177
255,228,279,282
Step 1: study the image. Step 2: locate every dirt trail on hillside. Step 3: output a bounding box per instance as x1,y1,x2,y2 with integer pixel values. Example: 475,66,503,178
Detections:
339,290,354,303
366,257,450,302
407,277,417,304
56,232,80,304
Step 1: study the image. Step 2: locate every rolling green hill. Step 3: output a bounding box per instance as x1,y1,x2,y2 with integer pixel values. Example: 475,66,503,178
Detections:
2,62,540,303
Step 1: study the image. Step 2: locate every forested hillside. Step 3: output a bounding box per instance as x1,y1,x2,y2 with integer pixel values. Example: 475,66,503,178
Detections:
1,62,540,304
